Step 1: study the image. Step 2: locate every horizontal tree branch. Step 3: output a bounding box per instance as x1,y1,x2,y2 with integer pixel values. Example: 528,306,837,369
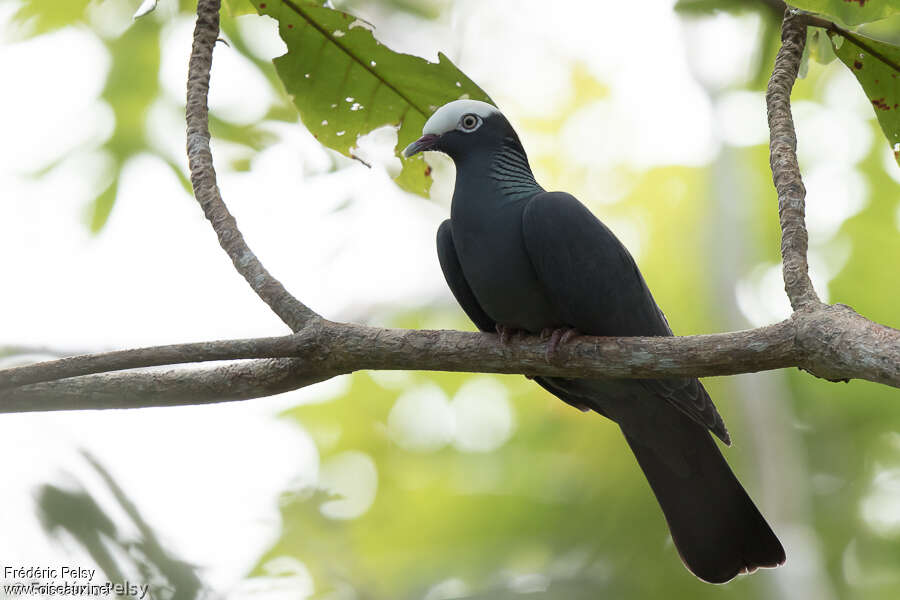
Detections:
1,304,896,413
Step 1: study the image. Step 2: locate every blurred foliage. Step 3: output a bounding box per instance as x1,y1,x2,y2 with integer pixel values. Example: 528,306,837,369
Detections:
38,452,205,600
830,31,900,164
676,0,900,162
250,0,492,196
10,0,92,34
677,0,784,90
788,0,900,27
676,0,900,28
4,0,900,599
224,0,256,16
808,26,837,65
4,0,295,231
254,362,775,599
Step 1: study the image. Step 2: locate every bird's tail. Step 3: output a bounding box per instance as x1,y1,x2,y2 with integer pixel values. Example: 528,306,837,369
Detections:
620,415,785,583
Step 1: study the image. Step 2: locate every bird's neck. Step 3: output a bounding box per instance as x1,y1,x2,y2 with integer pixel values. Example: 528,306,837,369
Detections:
454,136,544,205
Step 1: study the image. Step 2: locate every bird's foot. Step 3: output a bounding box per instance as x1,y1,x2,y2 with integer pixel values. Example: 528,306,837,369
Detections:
540,327,580,362
495,324,523,346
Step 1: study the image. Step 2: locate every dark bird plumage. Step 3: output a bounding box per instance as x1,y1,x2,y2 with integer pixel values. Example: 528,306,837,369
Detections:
406,100,785,583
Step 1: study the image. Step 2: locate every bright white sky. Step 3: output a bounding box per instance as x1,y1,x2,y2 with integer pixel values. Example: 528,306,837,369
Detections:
0,0,890,597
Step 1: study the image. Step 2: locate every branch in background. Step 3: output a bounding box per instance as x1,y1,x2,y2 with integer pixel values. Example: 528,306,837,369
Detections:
757,0,788,18
186,0,318,332
0,335,310,390
766,9,820,311
0,345,93,359
0,358,334,413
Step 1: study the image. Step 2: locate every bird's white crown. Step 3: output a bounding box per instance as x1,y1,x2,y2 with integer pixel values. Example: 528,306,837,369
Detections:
422,100,500,136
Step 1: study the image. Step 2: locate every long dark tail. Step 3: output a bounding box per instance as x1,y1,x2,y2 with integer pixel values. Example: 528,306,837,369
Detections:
621,416,785,583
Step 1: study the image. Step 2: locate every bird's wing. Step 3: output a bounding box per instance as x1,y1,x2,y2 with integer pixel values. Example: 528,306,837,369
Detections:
438,218,597,414
436,219,495,332
521,191,728,443
521,191,668,336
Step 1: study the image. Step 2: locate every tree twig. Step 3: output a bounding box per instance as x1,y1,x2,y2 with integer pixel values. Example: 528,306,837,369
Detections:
0,335,308,390
766,9,821,311
187,0,318,332
0,359,334,413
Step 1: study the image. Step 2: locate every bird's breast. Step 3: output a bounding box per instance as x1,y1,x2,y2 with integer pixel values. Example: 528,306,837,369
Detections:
451,199,561,332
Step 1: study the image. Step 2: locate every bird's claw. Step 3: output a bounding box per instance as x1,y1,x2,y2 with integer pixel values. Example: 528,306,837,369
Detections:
495,324,519,345
542,327,580,362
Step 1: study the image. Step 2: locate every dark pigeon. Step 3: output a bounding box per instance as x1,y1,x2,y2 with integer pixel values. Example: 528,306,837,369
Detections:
405,99,785,583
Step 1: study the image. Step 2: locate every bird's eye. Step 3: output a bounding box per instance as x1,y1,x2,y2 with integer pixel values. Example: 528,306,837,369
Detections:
459,114,481,132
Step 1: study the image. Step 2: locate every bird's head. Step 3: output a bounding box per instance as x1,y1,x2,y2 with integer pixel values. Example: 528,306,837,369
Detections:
403,100,515,163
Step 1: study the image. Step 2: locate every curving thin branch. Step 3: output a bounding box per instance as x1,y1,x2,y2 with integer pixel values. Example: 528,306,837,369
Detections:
766,9,821,311
0,359,335,413
187,0,318,332
0,335,308,390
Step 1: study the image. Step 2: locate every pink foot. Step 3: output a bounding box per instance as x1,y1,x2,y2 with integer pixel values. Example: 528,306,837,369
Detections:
540,327,580,362
495,324,522,346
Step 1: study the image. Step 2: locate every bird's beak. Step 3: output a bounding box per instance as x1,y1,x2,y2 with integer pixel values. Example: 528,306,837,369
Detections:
403,133,440,157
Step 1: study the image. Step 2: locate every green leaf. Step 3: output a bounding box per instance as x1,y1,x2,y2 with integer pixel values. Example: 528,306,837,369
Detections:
858,14,900,46
830,30,900,164
84,15,162,233
808,26,837,65
11,0,92,36
209,114,278,150
251,0,492,196
133,0,158,20
164,159,193,194
673,0,751,15
799,26,812,78
88,176,119,233
788,0,900,27
223,0,258,16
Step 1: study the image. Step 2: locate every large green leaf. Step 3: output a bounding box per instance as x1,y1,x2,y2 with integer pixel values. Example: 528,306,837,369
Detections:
830,30,900,164
251,0,492,196
789,0,900,27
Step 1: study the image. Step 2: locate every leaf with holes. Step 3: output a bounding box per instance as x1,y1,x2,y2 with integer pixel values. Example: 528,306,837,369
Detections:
830,30,900,164
251,0,492,196
789,0,900,27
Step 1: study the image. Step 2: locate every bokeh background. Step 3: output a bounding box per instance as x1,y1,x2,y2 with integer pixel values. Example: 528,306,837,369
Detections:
1,0,899,598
